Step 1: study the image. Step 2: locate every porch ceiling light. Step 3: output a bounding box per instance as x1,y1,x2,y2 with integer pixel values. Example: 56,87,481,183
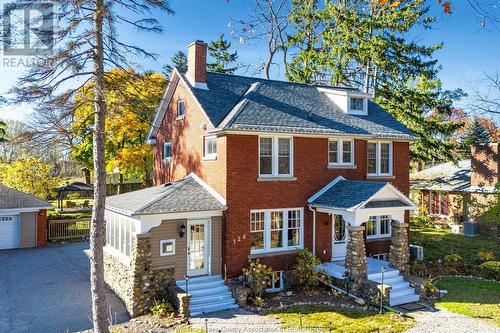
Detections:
179,224,186,238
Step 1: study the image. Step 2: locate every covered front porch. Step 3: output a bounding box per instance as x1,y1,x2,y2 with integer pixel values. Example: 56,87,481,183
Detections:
318,257,394,280
308,176,416,288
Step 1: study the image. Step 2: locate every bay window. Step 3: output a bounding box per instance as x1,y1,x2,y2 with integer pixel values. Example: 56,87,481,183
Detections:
367,141,392,176
328,139,354,166
250,208,304,254
259,136,293,177
366,215,391,239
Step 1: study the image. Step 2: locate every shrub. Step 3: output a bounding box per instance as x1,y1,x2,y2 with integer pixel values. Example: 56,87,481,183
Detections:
478,251,496,262
291,249,321,289
424,280,439,297
150,299,174,317
443,253,463,264
410,260,429,278
479,261,500,281
248,296,267,307
411,207,436,228
242,259,273,299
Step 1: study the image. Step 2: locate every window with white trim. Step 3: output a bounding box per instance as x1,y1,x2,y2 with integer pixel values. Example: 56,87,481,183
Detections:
367,142,392,176
105,213,135,257
177,100,185,119
328,139,354,165
366,215,391,239
204,136,217,159
267,271,284,292
259,137,293,177
250,208,303,254
163,142,172,161
160,239,176,256
371,253,388,261
350,97,364,111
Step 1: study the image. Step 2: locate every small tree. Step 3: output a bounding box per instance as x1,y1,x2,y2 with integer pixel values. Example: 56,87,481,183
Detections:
242,259,273,302
207,34,238,74
163,50,188,77
460,117,491,158
291,248,321,290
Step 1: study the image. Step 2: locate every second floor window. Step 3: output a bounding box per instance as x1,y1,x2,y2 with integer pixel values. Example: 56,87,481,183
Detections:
163,142,172,161
259,137,292,177
350,97,364,111
328,139,354,165
204,136,217,159
367,142,392,176
177,100,185,119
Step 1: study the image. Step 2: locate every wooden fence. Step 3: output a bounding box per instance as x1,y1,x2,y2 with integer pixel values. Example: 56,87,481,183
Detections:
48,218,91,241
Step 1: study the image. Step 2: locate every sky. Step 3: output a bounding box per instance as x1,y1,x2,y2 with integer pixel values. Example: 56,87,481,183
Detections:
0,0,499,122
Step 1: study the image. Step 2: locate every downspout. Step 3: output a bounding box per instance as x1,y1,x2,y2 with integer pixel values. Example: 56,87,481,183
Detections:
308,206,317,255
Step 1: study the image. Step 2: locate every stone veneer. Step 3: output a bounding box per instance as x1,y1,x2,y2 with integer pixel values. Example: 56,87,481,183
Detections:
344,225,367,292
388,221,410,276
104,234,175,317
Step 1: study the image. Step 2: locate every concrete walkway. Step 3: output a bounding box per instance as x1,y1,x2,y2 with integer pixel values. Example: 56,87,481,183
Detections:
406,307,499,333
0,242,129,333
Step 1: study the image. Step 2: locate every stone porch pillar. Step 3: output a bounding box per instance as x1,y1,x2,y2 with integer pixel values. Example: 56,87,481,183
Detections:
344,225,367,292
389,221,410,276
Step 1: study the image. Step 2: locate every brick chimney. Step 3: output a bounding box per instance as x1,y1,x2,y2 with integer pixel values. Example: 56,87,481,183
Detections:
471,143,500,188
187,40,208,89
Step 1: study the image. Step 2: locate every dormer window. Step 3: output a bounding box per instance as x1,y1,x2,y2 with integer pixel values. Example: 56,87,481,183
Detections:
350,97,364,111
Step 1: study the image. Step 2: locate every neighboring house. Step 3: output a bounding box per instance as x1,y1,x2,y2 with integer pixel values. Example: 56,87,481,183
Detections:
104,40,419,317
0,185,52,250
411,143,499,222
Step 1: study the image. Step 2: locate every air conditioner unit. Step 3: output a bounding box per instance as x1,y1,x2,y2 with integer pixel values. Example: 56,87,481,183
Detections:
410,245,424,261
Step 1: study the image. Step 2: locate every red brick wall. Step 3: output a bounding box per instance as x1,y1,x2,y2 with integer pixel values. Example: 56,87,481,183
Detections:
153,75,227,197
471,143,499,188
37,209,47,247
223,135,410,276
187,41,207,84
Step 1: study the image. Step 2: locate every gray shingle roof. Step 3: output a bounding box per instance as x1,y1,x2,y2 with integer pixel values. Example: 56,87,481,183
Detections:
364,200,409,208
309,179,387,209
0,185,52,210
189,72,414,139
105,174,225,215
410,160,471,192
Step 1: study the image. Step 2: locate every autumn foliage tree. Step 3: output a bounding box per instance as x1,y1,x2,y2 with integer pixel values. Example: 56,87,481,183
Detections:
72,69,165,187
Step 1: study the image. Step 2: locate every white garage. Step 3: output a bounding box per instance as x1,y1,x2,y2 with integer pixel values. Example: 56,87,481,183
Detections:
0,215,20,249
0,185,52,250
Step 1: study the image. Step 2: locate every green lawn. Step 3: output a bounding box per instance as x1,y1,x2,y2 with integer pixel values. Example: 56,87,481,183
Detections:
435,277,500,326
267,305,414,333
49,198,93,209
48,210,92,219
410,227,499,264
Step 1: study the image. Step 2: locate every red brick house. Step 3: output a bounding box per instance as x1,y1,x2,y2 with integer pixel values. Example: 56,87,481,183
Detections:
104,41,418,316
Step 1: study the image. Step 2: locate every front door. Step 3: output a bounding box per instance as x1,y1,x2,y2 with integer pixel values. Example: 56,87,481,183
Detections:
187,219,209,276
332,215,347,261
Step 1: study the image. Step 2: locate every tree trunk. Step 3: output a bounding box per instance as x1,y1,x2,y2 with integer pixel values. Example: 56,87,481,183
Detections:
90,0,109,332
364,61,370,94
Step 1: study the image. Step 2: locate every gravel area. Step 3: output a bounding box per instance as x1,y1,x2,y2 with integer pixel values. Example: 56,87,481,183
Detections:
189,308,282,333
406,307,500,333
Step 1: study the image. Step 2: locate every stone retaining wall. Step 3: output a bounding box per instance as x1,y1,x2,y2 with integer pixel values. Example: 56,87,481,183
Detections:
104,234,175,317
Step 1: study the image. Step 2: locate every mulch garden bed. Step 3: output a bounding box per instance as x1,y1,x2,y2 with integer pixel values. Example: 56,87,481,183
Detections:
264,285,349,309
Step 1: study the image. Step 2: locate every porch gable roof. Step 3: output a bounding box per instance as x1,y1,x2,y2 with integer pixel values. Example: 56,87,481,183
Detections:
308,176,415,211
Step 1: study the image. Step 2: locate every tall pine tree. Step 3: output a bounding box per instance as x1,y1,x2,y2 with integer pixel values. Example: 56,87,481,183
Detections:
287,0,464,167
207,34,238,74
163,51,188,77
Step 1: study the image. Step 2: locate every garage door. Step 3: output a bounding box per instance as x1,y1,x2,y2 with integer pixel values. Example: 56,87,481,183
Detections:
0,215,19,249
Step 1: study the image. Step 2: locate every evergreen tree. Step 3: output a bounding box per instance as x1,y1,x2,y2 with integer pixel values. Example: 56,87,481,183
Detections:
460,117,492,158
287,0,464,166
207,34,238,74
162,51,188,77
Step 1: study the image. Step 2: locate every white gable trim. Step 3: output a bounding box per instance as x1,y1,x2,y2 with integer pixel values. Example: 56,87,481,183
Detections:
307,176,345,204
148,68,214,140
352,183,417,211
188,172,227,206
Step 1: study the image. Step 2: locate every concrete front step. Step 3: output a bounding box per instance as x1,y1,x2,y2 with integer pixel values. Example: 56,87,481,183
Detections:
391,287,417,298
372,275,405,285
176,275,238,316
368,270,400,280
389,293,419,306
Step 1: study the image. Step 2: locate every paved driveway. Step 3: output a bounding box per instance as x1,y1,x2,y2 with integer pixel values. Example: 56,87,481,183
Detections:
0,242,129,333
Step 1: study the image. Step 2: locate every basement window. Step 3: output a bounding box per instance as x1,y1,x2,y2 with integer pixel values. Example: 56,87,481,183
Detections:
267,271,284,292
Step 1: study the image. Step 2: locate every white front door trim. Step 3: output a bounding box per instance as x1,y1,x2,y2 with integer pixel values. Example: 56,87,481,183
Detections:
187,219,211,276
331,214,347,261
